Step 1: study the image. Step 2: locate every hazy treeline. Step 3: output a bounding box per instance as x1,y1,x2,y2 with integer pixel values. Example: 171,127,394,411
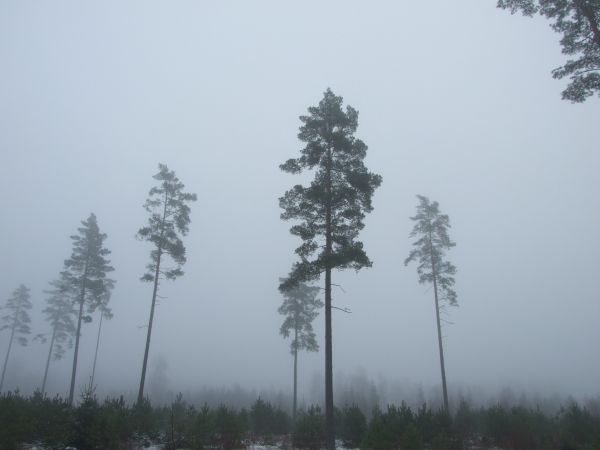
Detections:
2,389,600,450
82,371,600,422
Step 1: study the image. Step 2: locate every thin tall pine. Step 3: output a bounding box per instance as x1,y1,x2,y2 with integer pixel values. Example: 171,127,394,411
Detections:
0,284,32,392
136,163,196,404
405,195,457,412
64,213,115,405
278,277,322,422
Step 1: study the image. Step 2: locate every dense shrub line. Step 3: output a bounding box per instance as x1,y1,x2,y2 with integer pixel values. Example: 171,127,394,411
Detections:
1,390,599,449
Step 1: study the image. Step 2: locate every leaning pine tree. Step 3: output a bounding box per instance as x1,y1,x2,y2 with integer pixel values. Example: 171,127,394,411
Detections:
279,88,382,449
278,276,323,422
64,213,115,405
404,195,457,412
0,284,32,392
137,163,196,404
39,275,77,395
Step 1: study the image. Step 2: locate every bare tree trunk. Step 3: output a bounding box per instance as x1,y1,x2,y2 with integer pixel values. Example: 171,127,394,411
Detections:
138,190,169,405
433,274,449,411
429,232,449,412
292,328,298,424
69,283,86,405
41,327,57,395
325,267,334,449
90,312,104,387
138,248,162,404
324,146,335,450
0,310,18,392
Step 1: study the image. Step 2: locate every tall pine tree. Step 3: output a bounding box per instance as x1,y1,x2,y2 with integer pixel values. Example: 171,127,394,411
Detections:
278,276,323,422
39,275,77,395
137,164,196,404
404,195,457,412
0,284,32,392
279,89,382,449
64,213,115,405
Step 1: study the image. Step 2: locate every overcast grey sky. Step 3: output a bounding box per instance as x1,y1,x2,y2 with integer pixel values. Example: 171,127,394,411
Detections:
1,1,599,403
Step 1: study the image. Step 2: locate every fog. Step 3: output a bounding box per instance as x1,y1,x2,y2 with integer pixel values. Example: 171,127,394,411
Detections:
1,1,599,409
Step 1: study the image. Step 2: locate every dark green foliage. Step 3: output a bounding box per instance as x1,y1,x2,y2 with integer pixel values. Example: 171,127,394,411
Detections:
453,400,475,444
0,391,71,449
69,387,104,449
137,164,197,404
132,397,161,444
337,404,367,448
483,405,555,450
363,403,418,450
69,386,134,450
362,404,461,450
558,403,600,450
97,396,133,449
279,88,383,290
0,391,35,449
2,392,599,450
249,398,291,439
0,284,32,392
164,392,196,449
402,423,423,450
28,391,73,447
213,405,243,450
191,404,215,449
63,213,115,405
293,405,326,450
280,88,382,449
498,0,600,102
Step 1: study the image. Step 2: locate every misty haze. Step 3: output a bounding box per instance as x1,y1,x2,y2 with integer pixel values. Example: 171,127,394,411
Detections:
1,1,599,449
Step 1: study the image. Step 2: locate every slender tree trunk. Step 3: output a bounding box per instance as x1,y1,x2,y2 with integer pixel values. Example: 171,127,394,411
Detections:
90,312,104,387
325,267,334,449
324,146,335,450
41,326,57,395
69,283,87,405
138,247,162,404
0,309,18,392
293,327,298,423
429,233,449,412
138,191,169,404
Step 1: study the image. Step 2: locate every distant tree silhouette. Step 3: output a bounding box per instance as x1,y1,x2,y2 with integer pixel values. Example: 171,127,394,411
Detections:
278,276,322,422
0,284,32,392
64,213,115,405
39,274,77,394
405,195,457,412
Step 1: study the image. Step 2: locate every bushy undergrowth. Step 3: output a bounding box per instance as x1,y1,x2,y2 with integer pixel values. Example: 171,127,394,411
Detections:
1,391,599,449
